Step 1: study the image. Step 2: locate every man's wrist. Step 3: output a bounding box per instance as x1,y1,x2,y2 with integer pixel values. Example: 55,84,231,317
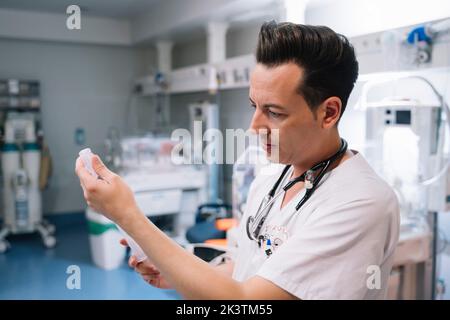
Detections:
116,204,146,232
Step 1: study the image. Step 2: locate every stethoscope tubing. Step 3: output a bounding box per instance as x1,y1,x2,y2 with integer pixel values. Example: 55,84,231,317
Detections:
246,138,348,242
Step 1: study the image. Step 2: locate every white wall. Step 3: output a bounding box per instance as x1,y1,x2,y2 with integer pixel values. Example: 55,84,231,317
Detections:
0,38,155,214
306,0,450,38
171,23,262,68
0,8,132,46
226,24,262,58
172,36,207,69
131,0,277,44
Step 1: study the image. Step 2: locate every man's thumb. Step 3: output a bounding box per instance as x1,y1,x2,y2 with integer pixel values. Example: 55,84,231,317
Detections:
92,155,114,180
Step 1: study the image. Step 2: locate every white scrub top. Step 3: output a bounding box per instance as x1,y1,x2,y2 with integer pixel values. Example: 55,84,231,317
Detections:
232,152,400,300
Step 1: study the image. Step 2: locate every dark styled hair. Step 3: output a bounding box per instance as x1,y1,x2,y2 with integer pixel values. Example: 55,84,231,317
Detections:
256,21,359,119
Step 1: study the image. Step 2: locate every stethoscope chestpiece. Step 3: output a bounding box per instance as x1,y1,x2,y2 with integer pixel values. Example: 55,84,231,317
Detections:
304,169,314,189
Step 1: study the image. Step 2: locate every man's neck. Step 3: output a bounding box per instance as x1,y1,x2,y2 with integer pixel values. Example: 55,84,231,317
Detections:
291,135,343,178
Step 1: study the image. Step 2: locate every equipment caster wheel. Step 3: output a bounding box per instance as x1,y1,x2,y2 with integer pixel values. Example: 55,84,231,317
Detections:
0,240,10,253
46,224,56,234
43,236,56,248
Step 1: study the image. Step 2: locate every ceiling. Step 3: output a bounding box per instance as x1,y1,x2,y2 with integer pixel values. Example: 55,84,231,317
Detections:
0,0,163,19
0,0,335,45
0,0,334,20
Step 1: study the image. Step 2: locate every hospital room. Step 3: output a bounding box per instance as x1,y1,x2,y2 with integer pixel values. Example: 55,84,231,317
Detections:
0,0,449,302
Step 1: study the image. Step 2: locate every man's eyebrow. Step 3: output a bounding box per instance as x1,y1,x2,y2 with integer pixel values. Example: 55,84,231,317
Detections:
249,97,285,110
263,104,285,110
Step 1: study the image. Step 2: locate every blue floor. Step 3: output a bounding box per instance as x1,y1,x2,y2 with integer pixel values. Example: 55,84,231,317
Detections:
0,213,181,300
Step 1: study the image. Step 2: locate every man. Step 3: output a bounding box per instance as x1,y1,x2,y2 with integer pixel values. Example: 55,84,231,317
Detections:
76,21,399,299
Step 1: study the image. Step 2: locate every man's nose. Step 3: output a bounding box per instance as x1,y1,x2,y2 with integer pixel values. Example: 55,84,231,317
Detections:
249,108,268,133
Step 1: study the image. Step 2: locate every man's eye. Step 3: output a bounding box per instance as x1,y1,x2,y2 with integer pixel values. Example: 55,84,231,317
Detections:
268,110,282,118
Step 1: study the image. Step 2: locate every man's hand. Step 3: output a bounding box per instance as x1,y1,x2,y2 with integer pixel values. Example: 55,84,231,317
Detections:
120,239,173,289
75,154,139,226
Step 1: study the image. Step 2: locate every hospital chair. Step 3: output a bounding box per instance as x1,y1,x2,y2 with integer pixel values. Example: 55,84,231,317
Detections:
185,203,238,264
185,203,233,243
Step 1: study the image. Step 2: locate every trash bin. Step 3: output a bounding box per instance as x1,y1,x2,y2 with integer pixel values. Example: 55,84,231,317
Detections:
85,207,126,270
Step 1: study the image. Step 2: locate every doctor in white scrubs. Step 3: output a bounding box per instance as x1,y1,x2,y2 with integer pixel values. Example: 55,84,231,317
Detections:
76,21,400,300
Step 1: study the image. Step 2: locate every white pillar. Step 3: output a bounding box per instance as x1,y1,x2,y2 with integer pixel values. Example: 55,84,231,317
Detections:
282,0,309,24
156,40,173,73
206,22,228,64
204,22,228,202
155,41,172,130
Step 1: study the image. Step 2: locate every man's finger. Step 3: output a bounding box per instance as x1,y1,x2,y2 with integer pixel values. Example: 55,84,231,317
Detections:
120,239,128,247
142,274,159,282
75,157,97,188
129,255,138,268
92,155,115,181
146,277,161,288
135,262,159,275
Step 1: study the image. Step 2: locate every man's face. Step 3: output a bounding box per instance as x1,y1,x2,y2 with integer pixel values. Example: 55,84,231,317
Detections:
249,62,322,165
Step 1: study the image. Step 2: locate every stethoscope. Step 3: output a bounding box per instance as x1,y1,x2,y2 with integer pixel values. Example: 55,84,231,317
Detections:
246,138,348,250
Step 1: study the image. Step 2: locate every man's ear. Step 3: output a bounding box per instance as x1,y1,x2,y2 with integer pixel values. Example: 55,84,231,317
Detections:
320,97,341,128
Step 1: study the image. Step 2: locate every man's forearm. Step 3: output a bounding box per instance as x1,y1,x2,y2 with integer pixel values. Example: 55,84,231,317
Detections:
215,261,235,277
124,209,244,299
